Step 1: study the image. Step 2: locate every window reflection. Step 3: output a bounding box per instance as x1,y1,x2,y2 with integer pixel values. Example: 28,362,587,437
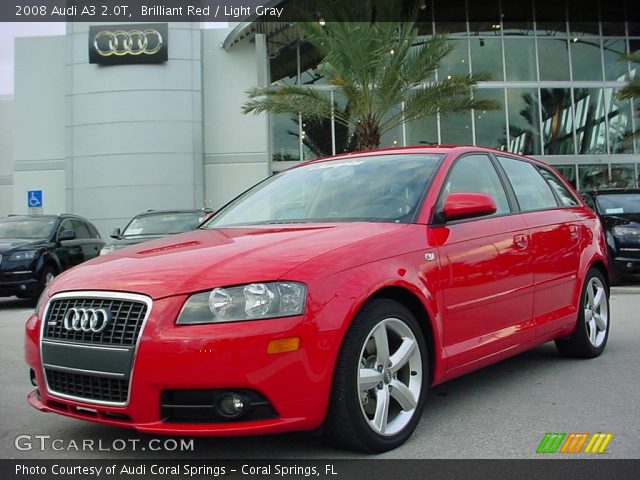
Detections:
507,88,541,155
603,39,628,81
504,39,537,81
470,38,503,80
538,38,571,80
571,39,603,81
502,0,533,35
610,164,637,188
535,0,567,36
605,88,633,153
541,88,575,155
474,89,507,149
578,164,608,191
574,88,607,154
440,112,473,145
438,39,469,79
272,114,301,162
405,116,438,147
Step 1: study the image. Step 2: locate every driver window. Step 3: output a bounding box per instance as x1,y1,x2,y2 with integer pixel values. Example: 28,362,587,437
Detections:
442,154,511,215
57,219,75,239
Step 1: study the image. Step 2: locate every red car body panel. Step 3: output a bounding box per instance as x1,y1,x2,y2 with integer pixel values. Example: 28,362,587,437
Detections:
25,146,608,436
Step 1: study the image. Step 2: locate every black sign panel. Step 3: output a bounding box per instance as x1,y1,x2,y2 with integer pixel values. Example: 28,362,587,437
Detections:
88,23,168,65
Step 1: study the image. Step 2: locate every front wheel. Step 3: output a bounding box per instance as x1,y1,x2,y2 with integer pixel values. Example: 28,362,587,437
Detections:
555,268,610,358
324,299,428,452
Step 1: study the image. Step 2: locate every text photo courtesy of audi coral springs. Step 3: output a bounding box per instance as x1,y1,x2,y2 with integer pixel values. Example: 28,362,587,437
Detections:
25,147,611,452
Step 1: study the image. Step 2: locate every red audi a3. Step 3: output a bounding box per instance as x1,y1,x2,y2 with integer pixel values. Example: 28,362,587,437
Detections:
25,146,610,452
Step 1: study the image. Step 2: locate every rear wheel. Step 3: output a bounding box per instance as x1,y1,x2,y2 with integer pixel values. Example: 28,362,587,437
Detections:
324,299,428,452
555,268,610,358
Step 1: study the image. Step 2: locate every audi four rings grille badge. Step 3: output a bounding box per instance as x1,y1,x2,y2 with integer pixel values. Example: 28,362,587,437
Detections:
93,29,163,57
63,308,112,334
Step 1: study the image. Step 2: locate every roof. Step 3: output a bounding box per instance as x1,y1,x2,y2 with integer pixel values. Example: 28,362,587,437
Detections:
133,209,213,218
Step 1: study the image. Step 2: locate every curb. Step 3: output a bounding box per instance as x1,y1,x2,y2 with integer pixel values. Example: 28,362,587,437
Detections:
611,287,640,295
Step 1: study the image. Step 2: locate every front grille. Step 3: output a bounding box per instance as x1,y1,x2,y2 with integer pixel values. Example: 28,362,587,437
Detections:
45,369,128,403
44,297,147,346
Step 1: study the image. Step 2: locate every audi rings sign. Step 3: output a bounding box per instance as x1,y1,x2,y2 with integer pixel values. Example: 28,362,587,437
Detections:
89,24,168,65
63,308,112,334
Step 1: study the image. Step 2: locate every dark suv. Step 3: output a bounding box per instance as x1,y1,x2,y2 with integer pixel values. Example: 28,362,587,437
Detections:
0,214,104,299
582,189,640,284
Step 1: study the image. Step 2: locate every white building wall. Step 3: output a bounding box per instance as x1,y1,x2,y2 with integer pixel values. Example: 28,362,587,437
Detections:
12,36,66,216
202,30,270,209
65,23,204,237
0,97,14,216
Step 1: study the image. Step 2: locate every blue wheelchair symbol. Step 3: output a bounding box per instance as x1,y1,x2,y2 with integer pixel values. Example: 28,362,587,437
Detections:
28,190,43,208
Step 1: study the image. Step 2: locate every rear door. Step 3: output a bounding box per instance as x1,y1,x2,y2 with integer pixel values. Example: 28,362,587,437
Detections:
72,219,103,261
496,155,582,339
435,153,534,374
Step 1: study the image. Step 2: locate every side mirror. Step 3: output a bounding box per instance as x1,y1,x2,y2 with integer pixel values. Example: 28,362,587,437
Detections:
439,193,497,222
110,227,122,239
58,230,76,242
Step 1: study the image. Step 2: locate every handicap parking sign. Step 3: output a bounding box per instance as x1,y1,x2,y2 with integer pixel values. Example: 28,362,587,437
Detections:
27,190,43,208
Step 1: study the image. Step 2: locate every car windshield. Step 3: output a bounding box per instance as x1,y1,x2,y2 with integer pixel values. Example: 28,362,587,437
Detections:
0,218,56,239
203,154,443,227
123,212,208,237
595,194,640,215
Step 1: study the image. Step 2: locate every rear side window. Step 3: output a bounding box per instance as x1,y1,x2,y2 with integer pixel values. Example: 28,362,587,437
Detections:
497,156,558,211
72,220,91,239
538,168,579,206
441,154,511,215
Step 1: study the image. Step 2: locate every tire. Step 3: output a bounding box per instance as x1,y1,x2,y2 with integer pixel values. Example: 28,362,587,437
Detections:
324,299,428,452
34,266,56,300
555,268,610,358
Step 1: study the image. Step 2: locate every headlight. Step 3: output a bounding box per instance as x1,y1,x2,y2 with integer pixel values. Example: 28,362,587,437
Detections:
613,226,640,238
100,245,116,255
177,281,307,325
9,250,38,261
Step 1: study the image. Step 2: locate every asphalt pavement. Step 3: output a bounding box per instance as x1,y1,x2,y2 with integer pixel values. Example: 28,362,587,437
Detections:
1,281,638,460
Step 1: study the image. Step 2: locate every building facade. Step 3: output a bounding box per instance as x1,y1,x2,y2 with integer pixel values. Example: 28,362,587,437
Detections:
0,0,638,236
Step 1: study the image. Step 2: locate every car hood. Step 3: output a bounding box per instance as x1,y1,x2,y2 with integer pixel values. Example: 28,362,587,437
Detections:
50,223,406,299
0,238,47,254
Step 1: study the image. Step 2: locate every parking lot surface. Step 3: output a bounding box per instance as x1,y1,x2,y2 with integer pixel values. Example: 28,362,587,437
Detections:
1,282,639,459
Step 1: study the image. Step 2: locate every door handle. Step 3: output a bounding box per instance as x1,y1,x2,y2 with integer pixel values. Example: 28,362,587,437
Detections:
513,234,528,250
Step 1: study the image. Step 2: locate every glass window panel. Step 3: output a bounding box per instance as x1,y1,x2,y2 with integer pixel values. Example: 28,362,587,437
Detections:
537,38,571,80
380,105,403,148
497,156,558,211
502,0,534,35
538,167,579,205
628,22,640,36
569,22,600,37
470,38,503,80
433,0,467,36
553,165,577,189
443,154,511,214
440,112,473,145
438,39,470,79
610,164,637,188
541,88,575,155
301,115,331,160
535,0,567,36
605,88,633,153
474,89,507,149
601,1,627,36
578,164,608,190
332,91,356,154
406,116,439,146
504,39,537,80
507,88,541,155
567,0,599,37
630,39,640,55
570,38,603,81
467,0,501,36
272,114,301,162
603,39,629,81
573,88,607,154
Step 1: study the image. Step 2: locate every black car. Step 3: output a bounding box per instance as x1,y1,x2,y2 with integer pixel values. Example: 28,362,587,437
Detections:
100,209,213,255
0,214,104,299
582,189,640,284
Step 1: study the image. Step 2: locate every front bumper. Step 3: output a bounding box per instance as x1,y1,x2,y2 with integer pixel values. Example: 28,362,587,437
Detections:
0,273,38,297
25,294,341,436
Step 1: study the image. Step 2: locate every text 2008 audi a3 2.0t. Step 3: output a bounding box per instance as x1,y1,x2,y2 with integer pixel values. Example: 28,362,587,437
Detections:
25,146,611,452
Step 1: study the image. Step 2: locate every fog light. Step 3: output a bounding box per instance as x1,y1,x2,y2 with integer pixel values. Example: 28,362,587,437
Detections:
217,393,247,418
20,284,27,291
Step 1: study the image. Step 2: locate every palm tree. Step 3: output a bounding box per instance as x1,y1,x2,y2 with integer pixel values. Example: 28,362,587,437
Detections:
242,1,500,151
